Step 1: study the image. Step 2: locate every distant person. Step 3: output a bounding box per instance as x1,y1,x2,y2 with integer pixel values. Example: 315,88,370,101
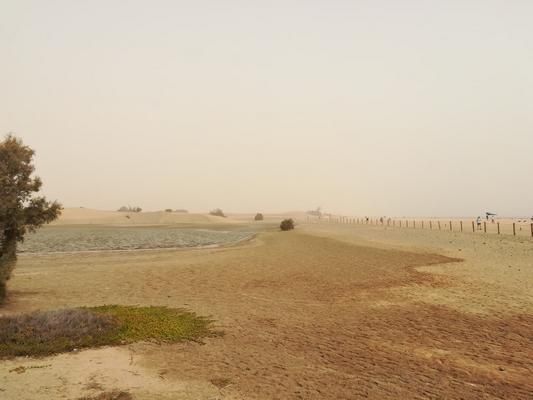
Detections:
476,216,482,230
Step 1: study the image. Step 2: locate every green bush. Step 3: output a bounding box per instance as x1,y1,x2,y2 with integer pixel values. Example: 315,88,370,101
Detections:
280,218,295,231
254,213,264,221
0,306,218,358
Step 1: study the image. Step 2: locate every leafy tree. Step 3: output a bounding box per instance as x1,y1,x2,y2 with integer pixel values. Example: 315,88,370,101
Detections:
0,135,62,301
254,213,264,221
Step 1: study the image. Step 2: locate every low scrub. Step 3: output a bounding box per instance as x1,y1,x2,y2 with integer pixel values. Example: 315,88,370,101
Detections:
209,208,226,218
0,305,217,358
280,218,295,231
254,213,264,221
117,206,142,213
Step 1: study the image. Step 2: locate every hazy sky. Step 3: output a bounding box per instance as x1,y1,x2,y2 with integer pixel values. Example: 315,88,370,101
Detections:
2,1,532,216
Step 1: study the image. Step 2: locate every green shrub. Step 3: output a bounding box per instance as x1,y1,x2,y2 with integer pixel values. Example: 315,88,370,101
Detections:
280,218,295,231
254,213,264,221
0,306,217,358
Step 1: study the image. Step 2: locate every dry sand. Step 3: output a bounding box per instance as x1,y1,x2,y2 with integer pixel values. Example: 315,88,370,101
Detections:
53,208,241,226
0,222,532,399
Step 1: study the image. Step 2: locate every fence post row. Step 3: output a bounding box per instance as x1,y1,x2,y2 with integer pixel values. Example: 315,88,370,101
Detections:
332,217,533,239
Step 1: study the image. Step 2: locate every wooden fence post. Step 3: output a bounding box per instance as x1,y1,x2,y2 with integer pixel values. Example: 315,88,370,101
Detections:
531,223,533,237
513,223,516,236
460,221,463,232
449,221,452,231
472,221,475,232
430,221,432,230
413,220,416,229
438,221,441,230
421,221,424,229
497,222,500,235
484,222,487,233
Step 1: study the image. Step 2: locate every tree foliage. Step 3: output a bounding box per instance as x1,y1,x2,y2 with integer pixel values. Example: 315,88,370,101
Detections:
254,213,264,221
0,135,62,301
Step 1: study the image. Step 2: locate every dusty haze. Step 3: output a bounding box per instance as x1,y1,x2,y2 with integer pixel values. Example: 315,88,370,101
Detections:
1,1,532,216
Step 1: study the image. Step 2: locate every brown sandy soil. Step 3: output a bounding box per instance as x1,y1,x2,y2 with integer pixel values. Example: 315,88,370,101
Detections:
300,223,533,315
1,226,532,399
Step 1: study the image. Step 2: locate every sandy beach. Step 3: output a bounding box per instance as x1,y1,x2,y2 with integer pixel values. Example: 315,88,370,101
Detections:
1,217,531,399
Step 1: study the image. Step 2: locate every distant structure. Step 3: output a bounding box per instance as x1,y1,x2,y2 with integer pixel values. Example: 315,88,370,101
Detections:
486,212,497,222
307,207,323,219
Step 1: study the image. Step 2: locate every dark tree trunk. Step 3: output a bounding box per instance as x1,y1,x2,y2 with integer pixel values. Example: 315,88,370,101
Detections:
0,230,18,302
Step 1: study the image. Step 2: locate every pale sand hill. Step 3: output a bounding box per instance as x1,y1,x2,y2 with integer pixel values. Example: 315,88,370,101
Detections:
53,208,241,226
227,212,310,223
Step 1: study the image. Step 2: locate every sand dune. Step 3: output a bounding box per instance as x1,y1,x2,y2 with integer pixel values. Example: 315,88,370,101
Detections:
53,208,240,226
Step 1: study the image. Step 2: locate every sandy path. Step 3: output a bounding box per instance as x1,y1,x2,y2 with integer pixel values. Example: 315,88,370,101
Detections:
1,227,532,399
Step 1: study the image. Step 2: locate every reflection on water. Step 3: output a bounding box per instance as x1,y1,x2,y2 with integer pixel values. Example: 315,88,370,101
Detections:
20,226,255,253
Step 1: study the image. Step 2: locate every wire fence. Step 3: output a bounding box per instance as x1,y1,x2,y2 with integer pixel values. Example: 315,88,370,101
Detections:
308,215,533,238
